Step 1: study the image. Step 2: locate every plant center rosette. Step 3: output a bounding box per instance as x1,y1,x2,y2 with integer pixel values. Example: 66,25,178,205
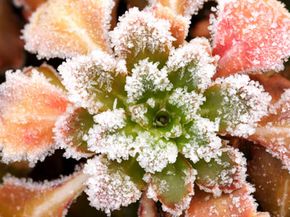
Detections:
53,8,272,215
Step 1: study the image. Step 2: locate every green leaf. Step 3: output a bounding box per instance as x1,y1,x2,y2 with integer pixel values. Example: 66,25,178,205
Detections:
194,147,247,196
147,155,195,216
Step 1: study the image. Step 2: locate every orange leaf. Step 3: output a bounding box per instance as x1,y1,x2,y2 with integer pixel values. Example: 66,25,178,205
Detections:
0,70,68,165
0,171,88,217
23,0,115,58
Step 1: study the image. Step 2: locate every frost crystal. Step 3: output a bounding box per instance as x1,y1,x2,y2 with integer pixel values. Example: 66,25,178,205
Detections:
213,74,271,137
125,59,173,103
110,7,175,61
166,38,217,91
181,117,222,163
59,50,125,114
84,157,142,215
135,132,178,173
168,88,205,122
0,70,67,165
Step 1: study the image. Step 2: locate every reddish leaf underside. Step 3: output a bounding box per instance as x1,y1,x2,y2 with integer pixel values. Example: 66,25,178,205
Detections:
0,171,88,217
212,0,290,77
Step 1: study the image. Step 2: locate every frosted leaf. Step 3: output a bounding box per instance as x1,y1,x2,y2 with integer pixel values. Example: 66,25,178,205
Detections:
179,116,222,163
84,156,142,215
211,0,290,76
166,38,217,91
135,132,178,173
186,183,261,217
58,50,126,114
0,70,68,165
167,88,205,123
146,156,196,216
149,0,207,17
54,106,94,160
250,89,290,171
149,3,190,46
0,171,88,217
194,147,247,197
110,7,175,69
125,59,173,103
201,74,271,137
86,109,135,162
23,0,114,59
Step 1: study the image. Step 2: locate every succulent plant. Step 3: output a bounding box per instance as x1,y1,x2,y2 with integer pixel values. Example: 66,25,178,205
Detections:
0,0,289,216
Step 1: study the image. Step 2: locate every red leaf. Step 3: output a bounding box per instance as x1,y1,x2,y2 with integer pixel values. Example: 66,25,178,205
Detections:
212,0,290,77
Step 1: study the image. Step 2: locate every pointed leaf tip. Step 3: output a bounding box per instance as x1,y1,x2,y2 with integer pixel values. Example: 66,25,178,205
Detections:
0,171,88,217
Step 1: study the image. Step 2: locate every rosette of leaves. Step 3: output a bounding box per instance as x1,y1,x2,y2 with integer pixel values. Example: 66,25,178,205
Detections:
0,0,289,216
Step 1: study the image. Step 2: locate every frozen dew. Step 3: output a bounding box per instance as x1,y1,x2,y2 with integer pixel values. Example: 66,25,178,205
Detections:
0,70,68,165
195,146,247,197
205,74,271,137
84,156,142,215
135,132,178,173
129,104,150,127
58,50,126,114
166,37,217,91
86,109,135,162
125,59,173,103
110,7,175,68
23,0,114,58
145,156,196,216
168,88,205,122
181,116,222,163
211,0,290,76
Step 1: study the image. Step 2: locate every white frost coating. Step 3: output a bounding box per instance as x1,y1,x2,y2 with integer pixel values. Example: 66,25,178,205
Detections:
94,109,126,131
84,157,142,215
110,7,175,59
135,132,178,173
213,74,271,137
0,70,66,166
129,104,149,126
197,147,248,197
166,38,217,91
23,0,114,59
86,109,133,162
182,117,222,163
125,59,173,103
210,0,290,73
168,88,205,122
58,50,125,114
271,89,290,114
